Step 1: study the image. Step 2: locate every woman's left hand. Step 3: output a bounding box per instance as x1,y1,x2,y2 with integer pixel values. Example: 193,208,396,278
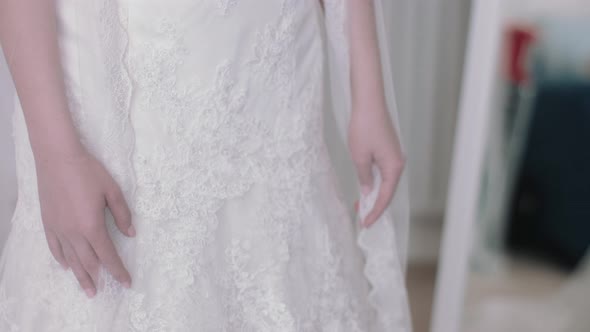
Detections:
348,100,405,228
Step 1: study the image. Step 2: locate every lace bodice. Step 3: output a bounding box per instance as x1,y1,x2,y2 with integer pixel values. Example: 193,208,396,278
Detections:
0,1,411,331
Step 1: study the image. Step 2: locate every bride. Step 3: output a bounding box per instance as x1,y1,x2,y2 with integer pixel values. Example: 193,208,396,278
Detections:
0,0,411,331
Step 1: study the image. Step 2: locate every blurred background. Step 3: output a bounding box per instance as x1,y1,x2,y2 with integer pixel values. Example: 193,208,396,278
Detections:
386,0,590,331
1,0,590,331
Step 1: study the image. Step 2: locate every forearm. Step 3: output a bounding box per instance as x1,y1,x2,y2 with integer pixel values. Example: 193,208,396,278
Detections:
347,0,388,113
0,0,83,164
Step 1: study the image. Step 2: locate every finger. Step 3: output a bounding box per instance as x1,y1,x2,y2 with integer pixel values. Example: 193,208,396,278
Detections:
44,229,68,270
90,227,132,288
105,182,135,237
353,157,374,195
72,236,101,290
62,240,96,298
363,164,402,228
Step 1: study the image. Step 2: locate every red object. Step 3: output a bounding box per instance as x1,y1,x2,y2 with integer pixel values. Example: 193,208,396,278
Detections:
506,26,536,85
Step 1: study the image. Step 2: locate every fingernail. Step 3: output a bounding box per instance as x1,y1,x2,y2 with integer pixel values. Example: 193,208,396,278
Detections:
85,288,96,298
127,225,136,237
361,185,371,196
123,280,131,289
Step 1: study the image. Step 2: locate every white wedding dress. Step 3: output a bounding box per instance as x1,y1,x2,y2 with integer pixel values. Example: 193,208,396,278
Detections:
0,0,411,331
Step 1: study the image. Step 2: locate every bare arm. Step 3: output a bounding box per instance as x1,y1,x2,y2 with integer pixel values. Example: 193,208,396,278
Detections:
346,0,405,227
0,0,81,160
0,0,133,297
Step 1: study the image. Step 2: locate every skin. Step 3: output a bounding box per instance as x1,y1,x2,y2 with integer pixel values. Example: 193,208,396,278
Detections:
347,0,406,227
0,0,404,297
0,0,135,298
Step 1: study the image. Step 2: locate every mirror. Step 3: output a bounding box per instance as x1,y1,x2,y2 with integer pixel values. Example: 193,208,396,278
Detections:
433,1,590,331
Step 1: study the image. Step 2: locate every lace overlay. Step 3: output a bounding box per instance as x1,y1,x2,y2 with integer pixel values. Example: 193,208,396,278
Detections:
0,0,392,331
216,0,238,16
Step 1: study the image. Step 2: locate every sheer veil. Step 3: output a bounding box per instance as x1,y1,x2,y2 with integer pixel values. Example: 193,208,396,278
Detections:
323,1,412,331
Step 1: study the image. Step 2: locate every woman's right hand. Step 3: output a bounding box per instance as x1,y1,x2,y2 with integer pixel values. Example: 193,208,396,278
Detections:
36,149,135,298
1,0,134,299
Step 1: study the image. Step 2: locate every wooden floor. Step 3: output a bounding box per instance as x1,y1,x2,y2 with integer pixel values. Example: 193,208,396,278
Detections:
406,257,571,332
407,263,438,332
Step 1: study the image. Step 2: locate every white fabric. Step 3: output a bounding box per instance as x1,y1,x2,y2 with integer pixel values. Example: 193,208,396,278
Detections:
0,0,410,331
0,50,17,249
323,0,411,330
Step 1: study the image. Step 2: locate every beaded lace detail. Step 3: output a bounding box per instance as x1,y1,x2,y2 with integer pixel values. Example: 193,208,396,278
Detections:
0,1,383,331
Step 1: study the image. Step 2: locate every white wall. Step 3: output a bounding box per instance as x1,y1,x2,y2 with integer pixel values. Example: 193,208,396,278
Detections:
388,0,470,221
387,0,471,263
505,0,590,19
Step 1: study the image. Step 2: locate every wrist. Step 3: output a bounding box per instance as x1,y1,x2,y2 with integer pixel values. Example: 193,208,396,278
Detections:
351,93,388,115
30,129,87,166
